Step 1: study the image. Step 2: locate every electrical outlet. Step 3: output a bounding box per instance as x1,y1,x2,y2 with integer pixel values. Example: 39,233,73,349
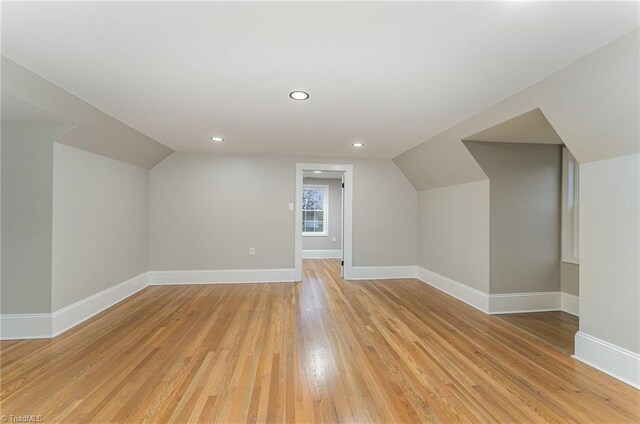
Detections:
249,248,255,256
332,236,337,242
288,203,294,211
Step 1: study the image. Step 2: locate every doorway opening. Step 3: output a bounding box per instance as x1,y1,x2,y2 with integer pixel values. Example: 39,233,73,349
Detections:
295,163,353,281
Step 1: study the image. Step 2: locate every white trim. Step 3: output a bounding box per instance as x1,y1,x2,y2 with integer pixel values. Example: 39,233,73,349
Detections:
0,268,297,339
561,292,579,316
0,313,52,340
562,147,580,264
416,267,490,312
148,268,296,285
573,331,640,389
0,272,148,340
351,266,417,280
296,163,353,281
488,291,561,315
52,272,148,336
302,249,342,259
414,267,580,316
488,292,579,315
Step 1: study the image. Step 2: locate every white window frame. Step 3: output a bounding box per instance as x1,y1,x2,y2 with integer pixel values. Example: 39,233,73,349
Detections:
561,147,579,264
302,184,329,237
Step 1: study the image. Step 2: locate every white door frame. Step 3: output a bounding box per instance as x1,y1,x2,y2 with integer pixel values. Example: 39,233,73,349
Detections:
295,163,353,281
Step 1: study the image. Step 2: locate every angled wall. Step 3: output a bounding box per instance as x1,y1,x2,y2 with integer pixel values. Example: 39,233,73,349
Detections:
399,30,639,386
1,56,173,169
394,29,639,190
417,180,490,293
464,141,562,295
1,90,155,338
1,121,74,314
52,144,150,310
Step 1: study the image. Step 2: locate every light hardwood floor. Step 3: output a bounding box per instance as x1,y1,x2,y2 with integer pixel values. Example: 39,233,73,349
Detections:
496,311,579,356
1,259,638,423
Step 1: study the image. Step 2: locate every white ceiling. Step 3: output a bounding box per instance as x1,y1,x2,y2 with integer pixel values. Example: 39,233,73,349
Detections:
2,2,637,159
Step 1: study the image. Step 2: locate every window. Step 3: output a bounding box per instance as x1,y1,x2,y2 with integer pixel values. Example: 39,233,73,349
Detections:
562,148,579,263
302,185,328,236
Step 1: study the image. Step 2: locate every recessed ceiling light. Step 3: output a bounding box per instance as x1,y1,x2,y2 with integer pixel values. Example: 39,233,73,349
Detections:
210,136,224,142
352,142,364,148
313,170,323,174
289,91,309,101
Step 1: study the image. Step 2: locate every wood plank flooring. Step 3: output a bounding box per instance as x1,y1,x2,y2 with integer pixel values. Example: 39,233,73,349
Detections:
497,311,579,356
1,259,638,423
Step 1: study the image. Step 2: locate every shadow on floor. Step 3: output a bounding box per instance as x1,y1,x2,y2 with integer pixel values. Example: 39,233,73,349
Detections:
497,311,579,355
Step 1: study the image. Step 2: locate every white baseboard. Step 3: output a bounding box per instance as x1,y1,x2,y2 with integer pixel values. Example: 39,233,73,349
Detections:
561,292,579,316
0,272,148,340
489,292,580,316
416,267,490,312
415,267,580,317
52,272,149,336
0,313,52,340
488,291,561,314
415,268,640,389
351,266,417,280
302,249,342,259
148,268,296,285
574,331,640,389
1,268,297,340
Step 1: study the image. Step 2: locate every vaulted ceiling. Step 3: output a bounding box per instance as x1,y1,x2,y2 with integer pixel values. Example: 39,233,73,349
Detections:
394,29,639,190
1,57,173,169
2,1,638,162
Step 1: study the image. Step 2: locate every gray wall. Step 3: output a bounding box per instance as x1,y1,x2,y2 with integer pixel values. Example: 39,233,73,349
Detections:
418,180,490,293
150,153,417,271
579,153,639,354
351,157,417,266
52,144,150,310
465,141,562,294
1,121,72,314
150,154,294,270
302,177,342,251
561,262,579,296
